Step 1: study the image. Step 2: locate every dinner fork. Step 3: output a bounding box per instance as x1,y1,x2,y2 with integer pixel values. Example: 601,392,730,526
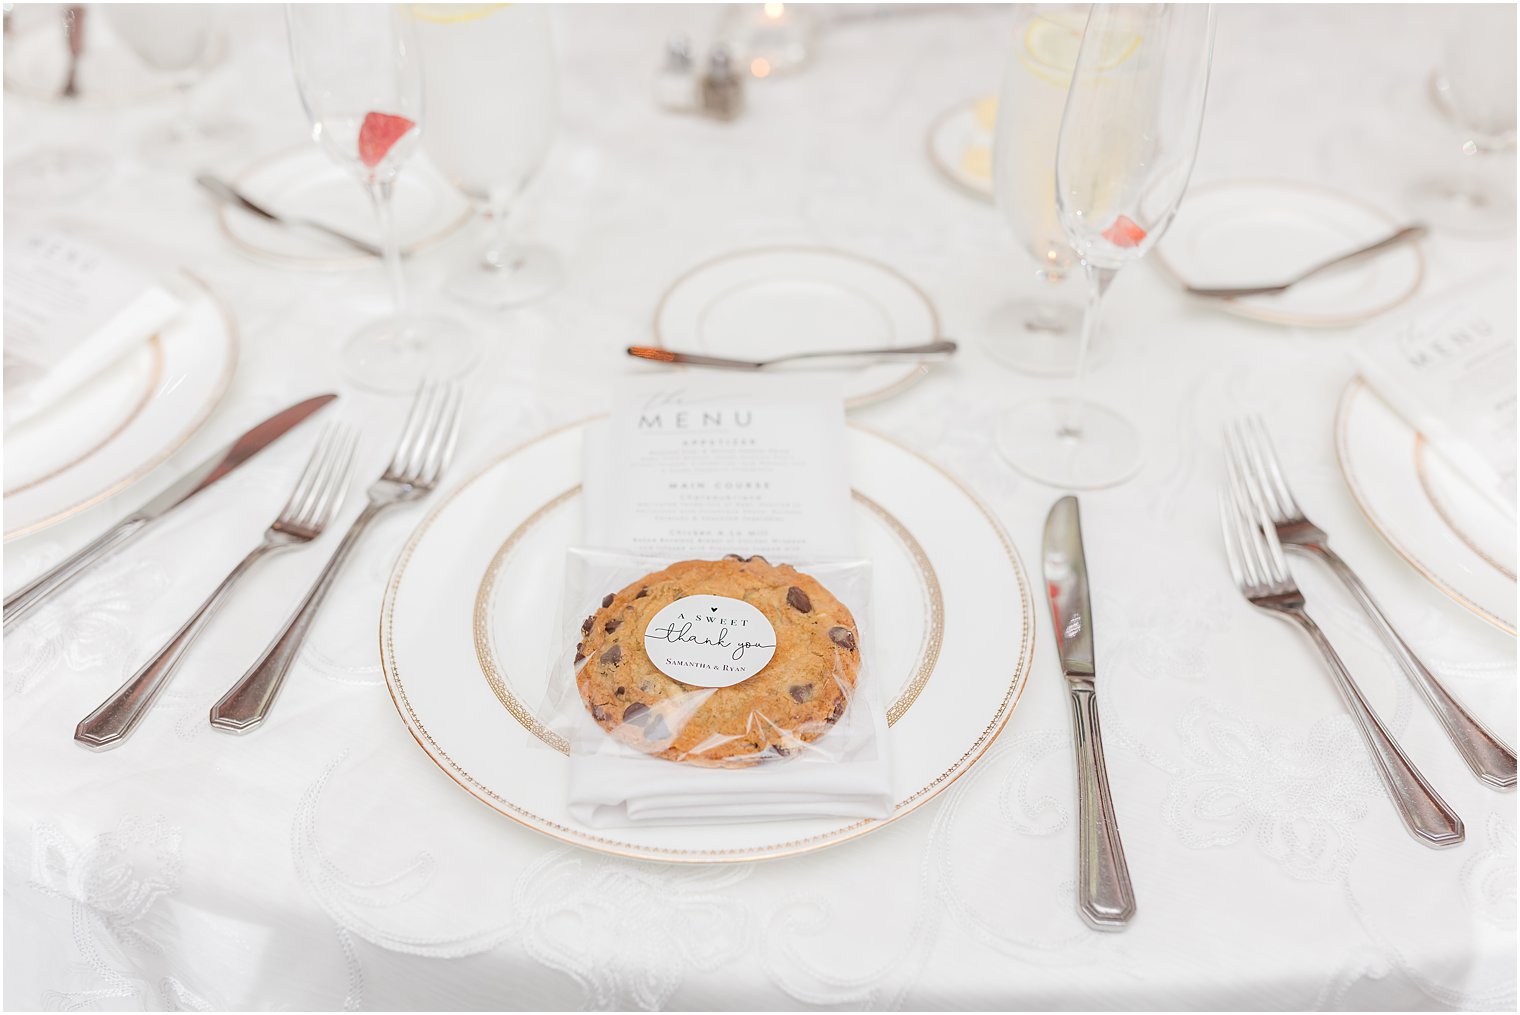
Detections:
1227,417,1516,789
209,381,463,733
75,423,358,750
1219,477,1464,848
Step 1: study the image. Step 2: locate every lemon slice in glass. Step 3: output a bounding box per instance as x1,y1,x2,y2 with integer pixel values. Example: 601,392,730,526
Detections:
407,4,510,25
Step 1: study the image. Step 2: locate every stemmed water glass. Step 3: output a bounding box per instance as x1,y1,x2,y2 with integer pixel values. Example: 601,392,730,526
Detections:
411,3,561,308
988,4,1101,376
1407,4,1516,236
995,3,1215,490
287,4,475,393
105,4,242,161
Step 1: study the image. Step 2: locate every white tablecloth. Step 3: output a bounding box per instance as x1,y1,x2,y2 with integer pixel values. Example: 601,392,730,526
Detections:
4,4,1515,1010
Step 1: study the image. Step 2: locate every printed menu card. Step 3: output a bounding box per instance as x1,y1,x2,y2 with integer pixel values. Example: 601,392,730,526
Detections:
3,227,180,428
581,378,856,557
1354,272,1517,516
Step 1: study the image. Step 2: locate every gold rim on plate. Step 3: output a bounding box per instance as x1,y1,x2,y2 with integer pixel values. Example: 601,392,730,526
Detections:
3,334,166,498
380,418,1034,863
3,271,239,541
1152,179,1427,328
470,484,947,755
1414,436,1517,582
924,97,995,204
649,246,941,410
216,145,475,271
1334,378,1514,635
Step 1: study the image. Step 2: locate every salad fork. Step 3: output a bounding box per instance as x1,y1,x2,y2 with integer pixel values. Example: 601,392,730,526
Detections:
75,423,358,750
1227,417,1516,789
210,381,464,733
1219,474,1464,848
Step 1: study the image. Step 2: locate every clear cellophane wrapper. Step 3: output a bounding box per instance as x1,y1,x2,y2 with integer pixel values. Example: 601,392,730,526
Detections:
540,549,891,826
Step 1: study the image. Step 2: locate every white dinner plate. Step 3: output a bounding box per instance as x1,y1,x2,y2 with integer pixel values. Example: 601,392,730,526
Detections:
651,247,945,409
381,420,1035,862
4,271,238,541
1336,378,1516,634
215,146,473,270
1154,180,1425,328
926,96,996,203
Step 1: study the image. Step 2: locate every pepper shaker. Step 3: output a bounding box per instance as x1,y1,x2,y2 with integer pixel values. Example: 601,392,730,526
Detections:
700,44,744,122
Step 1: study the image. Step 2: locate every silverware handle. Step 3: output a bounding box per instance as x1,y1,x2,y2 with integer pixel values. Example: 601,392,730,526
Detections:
781,339,959,362
4,516,150,631
75,541,276,750
1296,224,1426,284
209,501,385,732
1306,544,1516,789
297,220,382,258
1287,608,1465,846
1068,685,1136,930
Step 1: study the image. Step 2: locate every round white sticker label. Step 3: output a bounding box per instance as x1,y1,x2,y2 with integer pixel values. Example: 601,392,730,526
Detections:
642,594,778,688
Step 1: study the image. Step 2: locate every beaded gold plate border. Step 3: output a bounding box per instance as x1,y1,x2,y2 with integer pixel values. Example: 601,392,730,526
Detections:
471,485,946,755
380,419,1034,863
1335,378,1515,635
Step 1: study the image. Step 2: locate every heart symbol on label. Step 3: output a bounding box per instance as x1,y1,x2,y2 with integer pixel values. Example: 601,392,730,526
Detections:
711,607,719,613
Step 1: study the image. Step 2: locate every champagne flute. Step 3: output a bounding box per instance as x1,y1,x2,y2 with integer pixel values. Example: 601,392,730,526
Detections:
988,4,1105,377
995,3,1215,490
287,3,475,393
411,3,561,308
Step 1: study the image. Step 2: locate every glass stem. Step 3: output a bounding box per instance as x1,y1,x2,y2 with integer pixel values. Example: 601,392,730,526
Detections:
482,195,513,272
172,82,195,141
368,178,408,315
1063,261,1117,438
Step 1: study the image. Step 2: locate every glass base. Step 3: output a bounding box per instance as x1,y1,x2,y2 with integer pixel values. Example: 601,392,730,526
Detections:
342,313,478,394
141,116,249,166
995,397,1141,490
982,298,1111,377
1406,171,1517,237
4,146,112,204
447,245,563,308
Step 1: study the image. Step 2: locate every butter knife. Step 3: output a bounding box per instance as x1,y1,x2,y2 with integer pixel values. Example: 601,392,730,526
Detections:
3,394,337,631
627,339,957,370
1043,495,1136,931
196,175,383,258
1185,224,1426,299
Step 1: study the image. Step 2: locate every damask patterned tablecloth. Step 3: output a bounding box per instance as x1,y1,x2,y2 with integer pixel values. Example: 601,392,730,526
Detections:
3,4,1515,1010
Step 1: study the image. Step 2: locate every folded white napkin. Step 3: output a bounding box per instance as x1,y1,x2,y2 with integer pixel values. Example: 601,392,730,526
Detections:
4,229,182,429
566,708,894,827
1352,271,1517,517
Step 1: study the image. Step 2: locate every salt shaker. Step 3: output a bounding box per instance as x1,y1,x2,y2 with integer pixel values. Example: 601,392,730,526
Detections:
700,44,744,122
654,33,698,113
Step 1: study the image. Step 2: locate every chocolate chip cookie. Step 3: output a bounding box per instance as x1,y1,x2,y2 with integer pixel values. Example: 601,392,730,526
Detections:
574,555,861,767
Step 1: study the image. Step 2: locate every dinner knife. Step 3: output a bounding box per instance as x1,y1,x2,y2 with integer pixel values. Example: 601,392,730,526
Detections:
1042,495,1136,931
195,175,383,258
2,393,337,631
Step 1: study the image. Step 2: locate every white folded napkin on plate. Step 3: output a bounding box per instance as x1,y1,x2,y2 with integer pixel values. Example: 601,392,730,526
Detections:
4,228,182,429
1351,270,1517,517
565,706,894,827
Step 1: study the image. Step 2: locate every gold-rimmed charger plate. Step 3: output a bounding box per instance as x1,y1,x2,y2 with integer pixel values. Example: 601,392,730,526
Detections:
3,271,238,541
1336,378,1516,634
381,419,1035,862
215,146,473,271
650,247,944,410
